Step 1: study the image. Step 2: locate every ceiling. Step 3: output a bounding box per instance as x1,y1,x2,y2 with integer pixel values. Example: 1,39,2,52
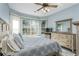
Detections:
8,3,77,17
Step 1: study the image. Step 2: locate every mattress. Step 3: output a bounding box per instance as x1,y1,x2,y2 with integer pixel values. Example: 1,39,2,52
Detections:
14,36,62,56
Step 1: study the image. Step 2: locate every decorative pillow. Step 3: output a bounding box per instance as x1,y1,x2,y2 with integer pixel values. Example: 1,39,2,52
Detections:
13,34,24,49
1,35,9,54
7,35,20,52
0,32,8,42
19,33,24,41
0,34,9,49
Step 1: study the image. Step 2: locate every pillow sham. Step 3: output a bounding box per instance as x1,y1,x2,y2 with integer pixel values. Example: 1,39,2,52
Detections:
7,35,20,52
0,34,9,49
13,34,24,49
0,32,8,42
1,35,9,54
19,33,24,41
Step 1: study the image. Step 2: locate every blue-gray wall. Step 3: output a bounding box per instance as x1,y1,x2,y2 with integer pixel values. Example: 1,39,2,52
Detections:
0,3,9,23
47,4,79,33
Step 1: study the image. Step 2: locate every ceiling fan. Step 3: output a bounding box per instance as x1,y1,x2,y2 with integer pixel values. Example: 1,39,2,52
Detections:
34,3,58,13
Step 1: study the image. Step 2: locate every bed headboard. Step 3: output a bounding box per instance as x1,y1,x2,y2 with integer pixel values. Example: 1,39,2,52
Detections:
0,18,9,42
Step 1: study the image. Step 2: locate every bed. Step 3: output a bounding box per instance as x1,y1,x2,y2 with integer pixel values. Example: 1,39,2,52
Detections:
1,34,62,56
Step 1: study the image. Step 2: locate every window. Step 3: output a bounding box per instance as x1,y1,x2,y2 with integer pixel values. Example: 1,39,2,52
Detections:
11,14,41,35
11,15,20,34
12,20,20,34
22,18,41,36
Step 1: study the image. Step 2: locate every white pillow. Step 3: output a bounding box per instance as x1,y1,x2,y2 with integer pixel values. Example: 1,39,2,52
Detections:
0,32,7,42
1,35,9,54
13,34,24,49
19,33,24,41
7,35,20,52
0,35,9,49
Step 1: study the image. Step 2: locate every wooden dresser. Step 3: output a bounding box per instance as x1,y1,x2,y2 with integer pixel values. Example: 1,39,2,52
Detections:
73,21,79,55
43,32,76,52
51,32,76,52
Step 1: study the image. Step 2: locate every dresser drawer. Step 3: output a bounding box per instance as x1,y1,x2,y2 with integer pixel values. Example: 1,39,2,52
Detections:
51,33,74,50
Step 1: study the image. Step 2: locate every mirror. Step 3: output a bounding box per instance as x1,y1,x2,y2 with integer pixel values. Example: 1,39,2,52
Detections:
56,18,72,33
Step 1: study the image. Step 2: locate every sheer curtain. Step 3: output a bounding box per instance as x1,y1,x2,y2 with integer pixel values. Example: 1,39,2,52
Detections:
31,20,41,35
11,14,41,35
10,15,20,34
21,18,41,36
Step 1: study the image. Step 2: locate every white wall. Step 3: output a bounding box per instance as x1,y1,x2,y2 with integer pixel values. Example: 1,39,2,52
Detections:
0,3,9,23
47,4,79,33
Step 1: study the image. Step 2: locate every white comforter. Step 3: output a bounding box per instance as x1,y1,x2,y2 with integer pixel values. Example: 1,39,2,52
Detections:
14,36,62,56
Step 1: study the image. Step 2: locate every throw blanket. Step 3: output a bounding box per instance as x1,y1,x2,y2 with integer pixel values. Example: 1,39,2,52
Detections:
14,37,62,56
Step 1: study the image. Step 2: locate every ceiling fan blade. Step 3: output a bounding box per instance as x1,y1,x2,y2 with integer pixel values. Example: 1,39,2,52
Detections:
48,5,58,8
36,6,44,11
35,3,43,6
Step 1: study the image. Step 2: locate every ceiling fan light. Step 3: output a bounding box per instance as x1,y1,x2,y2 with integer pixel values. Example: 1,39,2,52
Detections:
41,8,50,13
41,8,44,11
41,9,46,13
45,8,50,12
43,10,46,13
